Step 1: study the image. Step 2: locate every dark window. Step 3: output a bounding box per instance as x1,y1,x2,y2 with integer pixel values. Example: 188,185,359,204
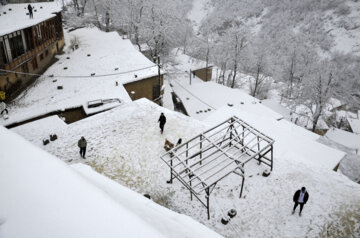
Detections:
9,33,25,59
45,50,49,56
24,28,34,51
0,40,8,67
31,57,38,70
152,84,160,100
55,13,63,39
40,53,44,60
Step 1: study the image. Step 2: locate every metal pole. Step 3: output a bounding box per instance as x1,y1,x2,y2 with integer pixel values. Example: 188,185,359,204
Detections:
189,69,192,85
157,55,162,105
190,180,193,201
200,134,203,165
270,145,273,171
206,188,210,220
239,176,245,198
257,136,261,164
170,159,173,183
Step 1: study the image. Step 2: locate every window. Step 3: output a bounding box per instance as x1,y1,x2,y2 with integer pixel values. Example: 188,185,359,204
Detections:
45,50,49,56
24,28,34,51
152,84,160,100
40,53,44,60
0,40,8,67
9,32,25,59
31,57,38,70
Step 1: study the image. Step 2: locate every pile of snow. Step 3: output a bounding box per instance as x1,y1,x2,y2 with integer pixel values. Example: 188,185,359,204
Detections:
0,27,163,126
0,2,62,36
0,125,222,238
11,98,360,237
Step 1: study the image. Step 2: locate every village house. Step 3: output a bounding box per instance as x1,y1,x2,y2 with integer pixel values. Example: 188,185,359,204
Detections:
0,1,64,100
191,65,213,82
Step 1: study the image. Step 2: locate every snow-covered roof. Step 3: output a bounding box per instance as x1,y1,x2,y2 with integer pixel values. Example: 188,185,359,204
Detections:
348,117,360,134
9,98,360,237
324,127,360,150
0,2,62,36
262,99,293,121
0,27,165,126
170,80,283,121
204,105,345,170
60,28,161,84
0,126,222,238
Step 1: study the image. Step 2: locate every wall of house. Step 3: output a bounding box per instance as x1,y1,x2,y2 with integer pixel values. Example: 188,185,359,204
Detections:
123,75,164,104
192,67,213,82
0,13,64,99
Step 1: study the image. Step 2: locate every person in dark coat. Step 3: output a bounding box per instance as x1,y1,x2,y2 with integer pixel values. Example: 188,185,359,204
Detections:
78,136,87,158
292,187,309,216
0,101,8,115
158,113,166,134
28,4,33,19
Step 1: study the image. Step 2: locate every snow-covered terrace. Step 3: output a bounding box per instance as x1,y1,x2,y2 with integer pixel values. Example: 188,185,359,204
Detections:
0,126,222,238
10,98,360,237
0,27,162,126
0,2,62,36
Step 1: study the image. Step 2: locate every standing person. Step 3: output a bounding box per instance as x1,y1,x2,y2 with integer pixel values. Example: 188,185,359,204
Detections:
77,136,87,159
158,113,166,134
292,187,309,216
176,138,182,147
28,4,33,19
0,101,8,116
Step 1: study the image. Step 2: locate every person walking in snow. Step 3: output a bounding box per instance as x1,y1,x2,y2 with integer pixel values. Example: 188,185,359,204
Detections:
158,113,166,134
78,136,87,158
292,187,309,216
0,101,8,116
28,4,33,19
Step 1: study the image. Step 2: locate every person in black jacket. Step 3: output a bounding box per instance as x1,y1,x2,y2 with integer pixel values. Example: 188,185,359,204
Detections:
158,113,166,134
78,136,87,158
292,187,309,216
28,4,33,19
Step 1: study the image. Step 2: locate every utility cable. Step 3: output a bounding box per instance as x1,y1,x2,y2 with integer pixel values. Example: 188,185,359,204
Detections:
0,65,157,79
170,75,216,110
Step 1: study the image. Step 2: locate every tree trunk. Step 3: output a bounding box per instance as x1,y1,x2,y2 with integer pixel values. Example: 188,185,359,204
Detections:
252,65,261,97
105,11,110,32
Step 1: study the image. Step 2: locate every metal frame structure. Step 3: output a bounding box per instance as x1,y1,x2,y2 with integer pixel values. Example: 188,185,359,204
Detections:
160,116,275,219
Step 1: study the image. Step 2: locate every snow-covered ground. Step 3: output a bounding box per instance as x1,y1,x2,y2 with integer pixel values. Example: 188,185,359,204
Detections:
0,27,160,126
187,0,212,33
325,0,360,55
0,126,221,238
11,98,360,237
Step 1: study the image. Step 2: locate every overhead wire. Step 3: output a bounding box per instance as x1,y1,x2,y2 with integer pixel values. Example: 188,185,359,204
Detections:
0,65,157,78
169,74,216,110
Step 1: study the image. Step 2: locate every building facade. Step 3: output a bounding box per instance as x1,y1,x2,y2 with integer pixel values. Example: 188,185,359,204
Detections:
0,4,64,100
